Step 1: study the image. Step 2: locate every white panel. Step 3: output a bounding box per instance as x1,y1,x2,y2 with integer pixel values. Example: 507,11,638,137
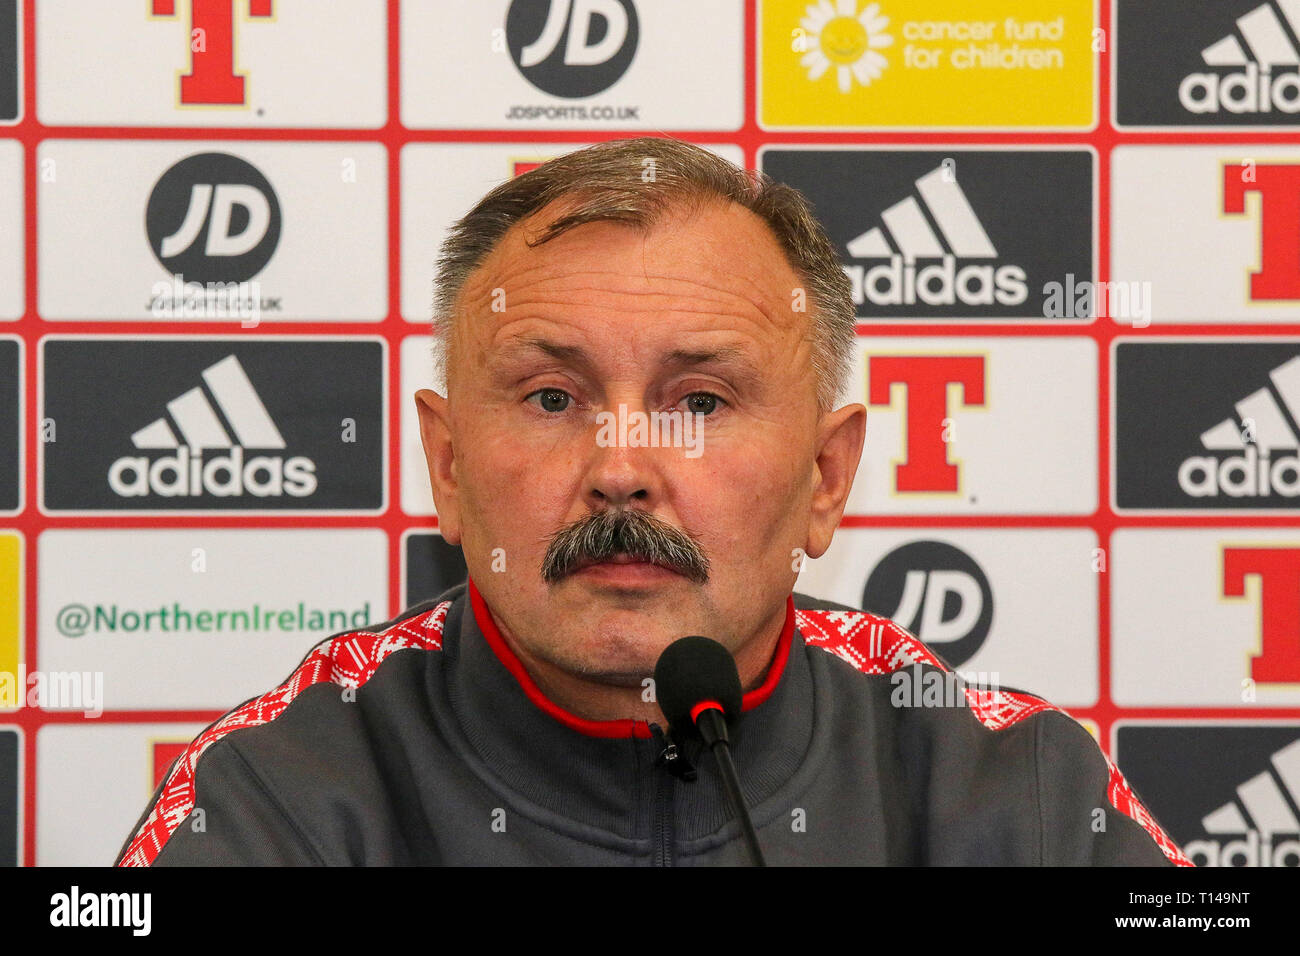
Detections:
796,527,1099,706
38,723,206,866
38,140,387,321
1113,146,1300,322
847,337,1098,515
38,529,389,709
1113,529,1300,706
401,0,744,130
0,142,21,320
37,0,385,127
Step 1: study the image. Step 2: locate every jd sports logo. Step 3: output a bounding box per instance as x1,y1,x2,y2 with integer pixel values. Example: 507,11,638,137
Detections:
0,0,17,123
42,339,384,512
1117,725,1300,867
760,150,1093,319
148,0,274,106
146,152,281,284
109,355,316,500
862,541,993,667
1117,0,1300,125
506,0,638,98
1116,342,1300,510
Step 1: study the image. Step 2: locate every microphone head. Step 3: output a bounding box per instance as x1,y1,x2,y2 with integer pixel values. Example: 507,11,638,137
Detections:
653,635,743,737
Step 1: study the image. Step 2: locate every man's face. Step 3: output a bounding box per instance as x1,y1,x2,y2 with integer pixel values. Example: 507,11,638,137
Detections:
417,197,863,689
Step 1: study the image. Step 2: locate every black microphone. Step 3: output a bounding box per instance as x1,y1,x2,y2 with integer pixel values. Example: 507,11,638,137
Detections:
654,635,766,866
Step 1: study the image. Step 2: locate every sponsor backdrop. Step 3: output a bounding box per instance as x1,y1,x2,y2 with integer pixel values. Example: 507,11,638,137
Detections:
0,0,1296,866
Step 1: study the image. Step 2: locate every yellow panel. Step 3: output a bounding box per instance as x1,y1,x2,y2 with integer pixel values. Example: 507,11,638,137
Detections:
762,0,1095,128
0,534,20,708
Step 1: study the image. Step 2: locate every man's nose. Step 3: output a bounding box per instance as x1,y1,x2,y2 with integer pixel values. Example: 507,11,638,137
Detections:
584,403,658,507
588,470,648,507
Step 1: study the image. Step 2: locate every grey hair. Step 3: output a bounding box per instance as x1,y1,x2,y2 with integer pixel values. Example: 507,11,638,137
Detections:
430,136,855,412
540,507,710,585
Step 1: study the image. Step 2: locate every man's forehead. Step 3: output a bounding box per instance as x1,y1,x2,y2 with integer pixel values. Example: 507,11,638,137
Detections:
456,199,804,340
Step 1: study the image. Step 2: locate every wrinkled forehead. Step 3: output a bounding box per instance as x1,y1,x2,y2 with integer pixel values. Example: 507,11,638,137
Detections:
449,198,810,368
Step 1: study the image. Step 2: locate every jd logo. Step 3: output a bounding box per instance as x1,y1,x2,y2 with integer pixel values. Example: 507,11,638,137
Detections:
862,540,994,666
507,0,639,98
145,152,281,283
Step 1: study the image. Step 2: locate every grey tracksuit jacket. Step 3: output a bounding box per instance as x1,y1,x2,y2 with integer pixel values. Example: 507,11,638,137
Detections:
115,580,1189,866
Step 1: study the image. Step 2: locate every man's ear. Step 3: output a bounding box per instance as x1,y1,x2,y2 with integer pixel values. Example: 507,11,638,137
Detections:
415,388,462,545
804,403,866,560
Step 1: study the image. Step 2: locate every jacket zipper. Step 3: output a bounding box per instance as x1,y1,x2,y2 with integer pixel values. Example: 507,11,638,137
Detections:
652,768,673,867
648,722,693,867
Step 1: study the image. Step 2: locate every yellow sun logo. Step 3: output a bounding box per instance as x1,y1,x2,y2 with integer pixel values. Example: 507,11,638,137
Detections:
799,0,893,92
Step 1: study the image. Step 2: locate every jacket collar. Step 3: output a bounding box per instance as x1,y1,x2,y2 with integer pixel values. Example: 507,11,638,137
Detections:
437,577,817,842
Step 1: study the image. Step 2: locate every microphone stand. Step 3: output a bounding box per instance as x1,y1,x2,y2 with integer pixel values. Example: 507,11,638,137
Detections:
695,708,766,867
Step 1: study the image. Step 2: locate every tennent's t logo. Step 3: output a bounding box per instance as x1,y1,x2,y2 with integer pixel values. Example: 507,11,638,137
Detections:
868,355,985,494
1224,163,1300,300
1224,547,1300,684
150,0,274,106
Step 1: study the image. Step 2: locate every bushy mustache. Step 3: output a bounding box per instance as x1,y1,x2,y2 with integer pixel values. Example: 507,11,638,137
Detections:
540,509,710,585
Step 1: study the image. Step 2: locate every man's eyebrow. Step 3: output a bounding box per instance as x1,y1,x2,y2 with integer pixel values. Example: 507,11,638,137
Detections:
662,345,754,369
495,337,591,364
493,338,762,384
496,340,755,366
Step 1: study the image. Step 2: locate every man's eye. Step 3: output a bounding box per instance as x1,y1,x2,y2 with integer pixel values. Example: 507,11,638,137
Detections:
526,388,572,413
682,392,724,415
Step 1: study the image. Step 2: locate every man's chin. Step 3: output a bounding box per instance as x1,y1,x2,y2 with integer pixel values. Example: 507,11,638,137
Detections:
536,575,713,682
551,622,691,686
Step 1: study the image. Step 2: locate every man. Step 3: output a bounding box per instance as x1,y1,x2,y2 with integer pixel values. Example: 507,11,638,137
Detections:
116,137,1189,866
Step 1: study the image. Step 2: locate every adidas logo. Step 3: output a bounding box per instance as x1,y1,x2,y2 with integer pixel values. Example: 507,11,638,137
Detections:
1183,739,1300,866
842,166,1028,309
1180,1,1300,114
108,355,317,498
1179,356,1300,498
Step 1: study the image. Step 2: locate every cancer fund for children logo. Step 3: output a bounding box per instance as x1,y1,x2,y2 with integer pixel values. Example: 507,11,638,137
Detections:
760,0,1095,129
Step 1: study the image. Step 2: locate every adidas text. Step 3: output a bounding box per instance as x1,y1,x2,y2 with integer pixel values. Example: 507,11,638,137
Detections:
108,445,318,498
1181,62,1300,114
1178,445,1300,498
845,255,1028,308
1184,829,1300,866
